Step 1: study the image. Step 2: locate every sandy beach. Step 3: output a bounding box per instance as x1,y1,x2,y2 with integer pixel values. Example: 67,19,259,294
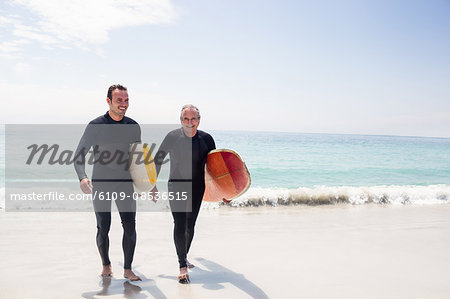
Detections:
1,203,449,299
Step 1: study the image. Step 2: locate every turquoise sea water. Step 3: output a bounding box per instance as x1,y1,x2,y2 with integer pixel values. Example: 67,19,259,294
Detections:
212,131,450,206
1,128,450,208
212,131,450,188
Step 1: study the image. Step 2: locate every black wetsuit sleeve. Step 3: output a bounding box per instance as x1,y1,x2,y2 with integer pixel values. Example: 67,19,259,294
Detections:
132,123,142,143
154,133,171,177
137,125,142,143
74,124,95,181
207,135,216,152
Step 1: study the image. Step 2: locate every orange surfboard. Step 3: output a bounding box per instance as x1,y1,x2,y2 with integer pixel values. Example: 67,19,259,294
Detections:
203,149,251,203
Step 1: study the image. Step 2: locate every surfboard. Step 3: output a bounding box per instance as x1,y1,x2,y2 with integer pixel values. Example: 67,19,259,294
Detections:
129,142,157,193
203,149,251,203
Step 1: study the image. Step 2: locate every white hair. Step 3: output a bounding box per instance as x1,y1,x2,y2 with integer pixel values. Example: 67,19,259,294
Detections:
180,104,201,119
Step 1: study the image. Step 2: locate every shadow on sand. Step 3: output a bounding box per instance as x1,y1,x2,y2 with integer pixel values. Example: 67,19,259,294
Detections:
159,257,269,299
81,270,166,299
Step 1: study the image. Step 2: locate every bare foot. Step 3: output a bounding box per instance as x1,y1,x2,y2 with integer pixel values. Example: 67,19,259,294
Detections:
124,269,141,281
101,265,113,277
178,267,190,284
186,259,195,269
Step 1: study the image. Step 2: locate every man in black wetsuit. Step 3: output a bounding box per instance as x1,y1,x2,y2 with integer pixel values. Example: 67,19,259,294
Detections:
74,84,141,281
154,104,216,284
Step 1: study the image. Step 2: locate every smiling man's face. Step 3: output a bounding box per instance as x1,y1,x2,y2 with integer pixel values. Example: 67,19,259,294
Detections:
181,108,200,137
107,88,129,120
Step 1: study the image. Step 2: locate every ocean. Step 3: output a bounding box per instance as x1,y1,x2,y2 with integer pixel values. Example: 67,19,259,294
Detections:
1,127,450,209
212,130,450,206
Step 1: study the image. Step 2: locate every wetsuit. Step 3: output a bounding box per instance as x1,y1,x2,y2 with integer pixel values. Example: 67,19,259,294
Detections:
74,112,141,270
154,128,215,268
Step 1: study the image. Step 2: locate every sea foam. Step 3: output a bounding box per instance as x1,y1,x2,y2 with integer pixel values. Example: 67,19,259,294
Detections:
229,184,450,207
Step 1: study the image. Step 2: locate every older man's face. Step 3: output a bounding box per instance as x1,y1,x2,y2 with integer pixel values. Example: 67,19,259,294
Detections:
181,108,200,137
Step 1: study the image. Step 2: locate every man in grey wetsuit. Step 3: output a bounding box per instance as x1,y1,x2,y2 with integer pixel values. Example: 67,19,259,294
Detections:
154,104,216,283
74,84,141,281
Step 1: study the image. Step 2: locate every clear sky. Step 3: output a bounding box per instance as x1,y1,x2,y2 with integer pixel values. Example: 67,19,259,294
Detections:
1,0,449,137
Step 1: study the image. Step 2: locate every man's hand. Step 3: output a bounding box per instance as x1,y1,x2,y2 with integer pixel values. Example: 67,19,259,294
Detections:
80,178,93,194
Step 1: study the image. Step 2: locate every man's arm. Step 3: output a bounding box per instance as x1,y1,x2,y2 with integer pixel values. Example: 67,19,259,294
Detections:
133,123,142,143
154,133,171,177
208,134,216,151
74,124,95,194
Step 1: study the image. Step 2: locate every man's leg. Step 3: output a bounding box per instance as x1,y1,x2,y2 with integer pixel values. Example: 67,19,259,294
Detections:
93,182,113,276
95,211,112,275
171,211,188,268
185,193,203,255
169,181,192,269
119,210,140,281
115,182,140,281
119,211,137,270
172,211,190,283
169,181,192,283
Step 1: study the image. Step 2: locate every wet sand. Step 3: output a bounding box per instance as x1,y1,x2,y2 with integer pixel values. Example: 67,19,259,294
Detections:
1,203,449,298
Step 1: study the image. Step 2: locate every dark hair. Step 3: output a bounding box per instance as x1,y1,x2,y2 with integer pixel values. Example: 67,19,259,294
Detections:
107,84,127,100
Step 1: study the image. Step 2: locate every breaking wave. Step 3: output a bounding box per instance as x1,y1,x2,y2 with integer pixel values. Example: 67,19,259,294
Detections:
228,184,450,207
